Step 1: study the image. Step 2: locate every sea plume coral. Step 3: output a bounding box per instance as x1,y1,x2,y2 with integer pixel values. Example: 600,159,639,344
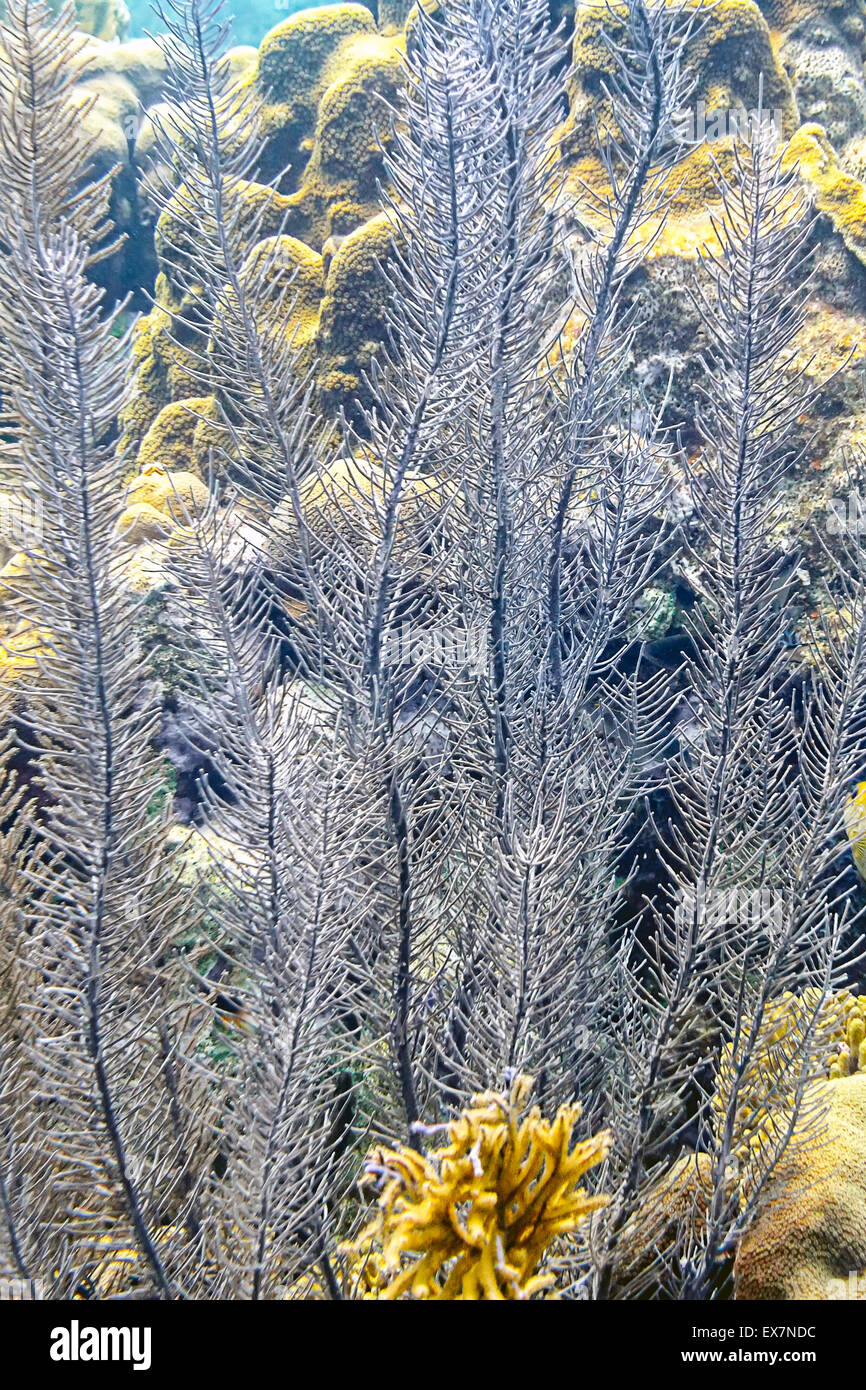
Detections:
5,0,866,1307
344,1075,611,1300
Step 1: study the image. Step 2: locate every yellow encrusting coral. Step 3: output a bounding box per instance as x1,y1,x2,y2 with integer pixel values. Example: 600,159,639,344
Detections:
234,233,325,367
610,986,866,1297
115,502,176,545
0,623,55,687
601,1153,717,1294
242,8,404,250
710,989,832,1186
342,1075,610,1300
783,123,866,265
0,548,46,611
119,5,408,458
557,0,798,237
714,986,866,1109
379,0,416,30
825,992,866,1079
316,211,400,409
117,301,203,458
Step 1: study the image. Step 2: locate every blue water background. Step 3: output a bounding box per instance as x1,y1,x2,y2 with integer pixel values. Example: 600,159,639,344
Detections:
127,0,340,49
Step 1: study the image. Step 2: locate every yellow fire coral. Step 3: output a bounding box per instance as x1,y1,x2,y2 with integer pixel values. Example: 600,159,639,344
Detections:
344,1075,611,1300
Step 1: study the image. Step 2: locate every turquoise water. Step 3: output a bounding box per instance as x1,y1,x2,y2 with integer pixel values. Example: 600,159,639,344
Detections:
126,0,335,47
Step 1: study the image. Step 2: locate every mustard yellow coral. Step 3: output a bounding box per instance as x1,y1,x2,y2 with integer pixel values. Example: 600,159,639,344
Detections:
0,548,46,611
125,464,210,522
118,6,411,446
343,1075,610,1300
248,9,404,249
610,988,866,1297
783,123,866,266
115,502,176,545
711,990,830,1182
603,1153,716,1295
379,0,416,30
610,1062,866,1299
825,992,866,1079
563,0,796,159
235,234,325,362
557,0,797,246
253,4,377,113
317,211,400,410
154,179,292,293
136,396,220,478
714,987,866,1130
0,622,55,686
117,299,202,458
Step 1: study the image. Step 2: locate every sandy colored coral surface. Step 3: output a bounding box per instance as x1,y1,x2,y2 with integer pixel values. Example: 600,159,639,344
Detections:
734,1073,866,1298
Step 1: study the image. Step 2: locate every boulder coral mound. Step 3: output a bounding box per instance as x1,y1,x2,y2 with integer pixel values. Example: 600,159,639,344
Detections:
243,2,404,244
557,0,798,253
71,35,169,300
70,3,405,307
118,4,407,461
269,449,445,560
135,397,222,479
733,1072,866,1299
120,209,401,462
776,1,866,147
